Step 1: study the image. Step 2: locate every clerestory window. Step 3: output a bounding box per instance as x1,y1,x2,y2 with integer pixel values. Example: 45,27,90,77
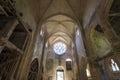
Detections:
111,59,120,72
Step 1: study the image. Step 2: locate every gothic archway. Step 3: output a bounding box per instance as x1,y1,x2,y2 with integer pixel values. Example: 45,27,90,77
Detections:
28,58,39,80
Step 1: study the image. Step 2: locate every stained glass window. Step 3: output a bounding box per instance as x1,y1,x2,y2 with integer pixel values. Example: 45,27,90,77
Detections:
53,42,67,55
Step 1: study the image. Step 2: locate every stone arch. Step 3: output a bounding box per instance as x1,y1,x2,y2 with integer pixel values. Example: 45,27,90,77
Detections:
41,13,78,24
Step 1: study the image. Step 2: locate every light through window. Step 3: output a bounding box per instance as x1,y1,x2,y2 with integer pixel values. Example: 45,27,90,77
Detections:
57,70,64,80
53,42,67,55
86,64,91,78
86,69,91,77
111,59,120,72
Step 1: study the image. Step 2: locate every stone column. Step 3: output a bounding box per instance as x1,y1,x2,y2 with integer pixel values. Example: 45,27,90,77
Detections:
79,68,88,80
78,57,88,80
89,62,104,80
104,58,113,80
16,33,37,80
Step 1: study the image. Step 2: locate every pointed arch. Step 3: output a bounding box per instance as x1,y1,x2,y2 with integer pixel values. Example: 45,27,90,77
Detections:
28,58,39,80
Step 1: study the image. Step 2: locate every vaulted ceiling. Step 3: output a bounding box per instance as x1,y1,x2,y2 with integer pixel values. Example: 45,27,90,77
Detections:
14,0,102,51
13,0,120,58
14,0,101,29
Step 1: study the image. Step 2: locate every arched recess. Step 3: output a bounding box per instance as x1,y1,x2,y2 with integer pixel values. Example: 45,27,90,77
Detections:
90,24,112,58
28,58,39,80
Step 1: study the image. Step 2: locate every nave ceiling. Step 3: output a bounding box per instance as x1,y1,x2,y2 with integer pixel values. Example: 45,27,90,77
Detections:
13,0,120,58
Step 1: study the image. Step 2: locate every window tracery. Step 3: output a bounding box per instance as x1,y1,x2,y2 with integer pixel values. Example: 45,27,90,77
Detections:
53,42,67,55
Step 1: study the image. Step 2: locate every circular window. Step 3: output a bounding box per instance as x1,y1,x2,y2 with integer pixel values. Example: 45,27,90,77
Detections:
53,42,67,55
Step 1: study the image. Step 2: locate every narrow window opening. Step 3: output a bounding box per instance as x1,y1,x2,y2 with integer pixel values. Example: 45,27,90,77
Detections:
86,64,92,80
111,59,120,72
66,58,72,70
